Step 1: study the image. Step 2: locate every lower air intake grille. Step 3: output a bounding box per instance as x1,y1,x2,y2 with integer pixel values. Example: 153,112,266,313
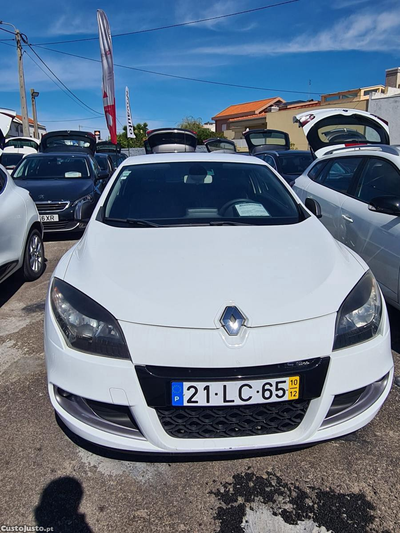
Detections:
156,400,309,439
43,221,72,231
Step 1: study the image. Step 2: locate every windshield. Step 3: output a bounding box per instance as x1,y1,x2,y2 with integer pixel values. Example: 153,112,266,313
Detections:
13,155,90,179
103,161,302,227
95,155,109,171
5,139,38,150
278,153,313,175
1,153,24,168
109,153,127,166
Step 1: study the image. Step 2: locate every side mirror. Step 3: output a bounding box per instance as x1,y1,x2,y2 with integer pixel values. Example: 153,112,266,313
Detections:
305,197,322,218
368,196,400,216
75,200,95,222
96,170,109,181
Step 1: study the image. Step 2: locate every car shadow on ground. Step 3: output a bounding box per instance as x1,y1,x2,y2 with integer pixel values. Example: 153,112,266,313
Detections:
0,270,25,308
43,231,83,243
34,476,93,533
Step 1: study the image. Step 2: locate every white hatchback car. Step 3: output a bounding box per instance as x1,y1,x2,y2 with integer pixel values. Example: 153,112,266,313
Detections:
45,152,393,454
0,164,45,284
293,109,400,310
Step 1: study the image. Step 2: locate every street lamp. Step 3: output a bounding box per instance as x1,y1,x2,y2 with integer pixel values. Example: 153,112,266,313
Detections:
30,89,39,139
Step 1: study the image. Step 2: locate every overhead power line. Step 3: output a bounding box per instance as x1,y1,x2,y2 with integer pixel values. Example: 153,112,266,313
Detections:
30,1,299,46
0,26,16,36
31,45,321,96
25,43,103,116
23,48,101,119
0,40,15,48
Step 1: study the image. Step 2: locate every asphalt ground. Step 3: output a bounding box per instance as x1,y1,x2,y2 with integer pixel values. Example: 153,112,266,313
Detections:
0,235,399,533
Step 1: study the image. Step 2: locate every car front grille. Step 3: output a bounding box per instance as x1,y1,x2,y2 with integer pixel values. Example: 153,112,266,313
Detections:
36,201,69,213
156,400,310,439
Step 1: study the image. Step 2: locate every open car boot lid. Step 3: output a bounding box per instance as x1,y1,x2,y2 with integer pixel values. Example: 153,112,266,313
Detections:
40,130,97,155
293,108,390,158
146,128,197,153
243,129,291,155
204,138,237,153
96,141,122,154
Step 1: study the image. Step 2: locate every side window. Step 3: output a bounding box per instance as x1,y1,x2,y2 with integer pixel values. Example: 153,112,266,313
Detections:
262,155,277,170
355,158,400,204
89,157,101,176
0,169,6,194
319,157,362,193
307,161,326,181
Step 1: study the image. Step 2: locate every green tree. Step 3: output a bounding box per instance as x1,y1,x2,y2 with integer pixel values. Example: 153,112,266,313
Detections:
117,123,148,148
178,116,224,144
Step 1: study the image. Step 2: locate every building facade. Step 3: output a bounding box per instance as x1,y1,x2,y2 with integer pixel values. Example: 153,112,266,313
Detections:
211,67,400,151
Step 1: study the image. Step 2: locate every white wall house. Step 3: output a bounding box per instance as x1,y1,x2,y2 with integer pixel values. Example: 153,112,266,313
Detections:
9,114,47,139
368,68,400,145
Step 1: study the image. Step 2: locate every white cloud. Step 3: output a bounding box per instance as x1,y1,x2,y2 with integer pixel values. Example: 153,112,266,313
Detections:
332,0,370,9
174,0,256,32
193,8,400,55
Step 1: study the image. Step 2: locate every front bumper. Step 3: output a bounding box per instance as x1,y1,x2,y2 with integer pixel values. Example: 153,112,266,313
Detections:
44,302,394,453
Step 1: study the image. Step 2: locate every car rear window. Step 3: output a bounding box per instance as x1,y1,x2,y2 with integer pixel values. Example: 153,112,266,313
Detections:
103,161,303,227
278,153,313,175
5,139,39,150
13,155,90,179
1,153,24,167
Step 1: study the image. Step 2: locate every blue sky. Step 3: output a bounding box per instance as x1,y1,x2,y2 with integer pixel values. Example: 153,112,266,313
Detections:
1,0,400,138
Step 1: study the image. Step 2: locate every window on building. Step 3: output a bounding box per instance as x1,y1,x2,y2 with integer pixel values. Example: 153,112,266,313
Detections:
341,92,358,99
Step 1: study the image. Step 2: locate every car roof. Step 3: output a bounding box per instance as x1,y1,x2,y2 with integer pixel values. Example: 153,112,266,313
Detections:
315,144,400,161
23,151,92,158
119,152,265,167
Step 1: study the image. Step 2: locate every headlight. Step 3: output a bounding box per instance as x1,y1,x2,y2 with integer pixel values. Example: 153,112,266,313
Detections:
333,270,382,350
50,278,130,359
72,194,93,207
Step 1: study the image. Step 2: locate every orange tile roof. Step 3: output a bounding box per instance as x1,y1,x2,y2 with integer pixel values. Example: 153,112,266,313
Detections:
15,114,44,127
212,97,284,120
228,113,267,123
15,114,35,125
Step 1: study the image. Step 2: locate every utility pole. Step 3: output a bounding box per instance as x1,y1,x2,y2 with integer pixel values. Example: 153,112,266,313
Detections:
0,21,30,137
30,89,39,138
15,30,30,136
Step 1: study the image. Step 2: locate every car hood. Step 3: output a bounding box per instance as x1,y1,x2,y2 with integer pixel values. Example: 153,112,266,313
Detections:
13,178,94,202
61,217,366,328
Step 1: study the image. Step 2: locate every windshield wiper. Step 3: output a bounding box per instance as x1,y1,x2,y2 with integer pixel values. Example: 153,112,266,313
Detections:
105,217,160,227
208,220,253,226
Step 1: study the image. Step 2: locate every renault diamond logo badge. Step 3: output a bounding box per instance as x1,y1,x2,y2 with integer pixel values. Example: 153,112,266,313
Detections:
220,306,246,336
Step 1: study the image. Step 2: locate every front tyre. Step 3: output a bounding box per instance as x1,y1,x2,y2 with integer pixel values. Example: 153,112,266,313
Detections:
22,229,45,281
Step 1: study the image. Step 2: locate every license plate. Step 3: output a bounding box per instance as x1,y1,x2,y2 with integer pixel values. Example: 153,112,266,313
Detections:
171,376,300,407
40,214,59,222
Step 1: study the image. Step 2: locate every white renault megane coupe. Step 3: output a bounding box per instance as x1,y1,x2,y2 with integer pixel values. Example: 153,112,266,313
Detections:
44,152,393,453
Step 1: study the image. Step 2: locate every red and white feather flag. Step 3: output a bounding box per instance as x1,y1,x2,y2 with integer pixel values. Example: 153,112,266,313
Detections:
97,10,117,144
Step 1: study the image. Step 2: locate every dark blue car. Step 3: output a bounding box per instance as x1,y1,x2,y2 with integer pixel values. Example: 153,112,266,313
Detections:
254,150,314,186
12,131,109,232
243,129,314,186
